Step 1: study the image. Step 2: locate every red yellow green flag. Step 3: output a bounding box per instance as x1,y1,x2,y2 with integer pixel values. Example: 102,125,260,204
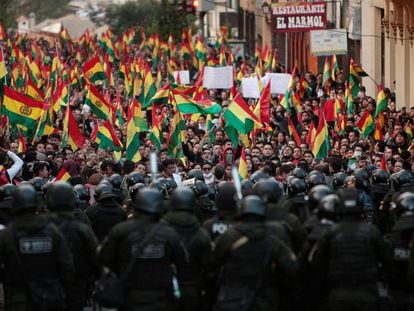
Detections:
2,86,46,138
82,56,105,84
62,105,85,151
0,48,8,79
311,112,330,159
55,167,71,182
238,146,248,180
95,120,123,151
85,81,112,120
356,110,375,139
375,84,388,118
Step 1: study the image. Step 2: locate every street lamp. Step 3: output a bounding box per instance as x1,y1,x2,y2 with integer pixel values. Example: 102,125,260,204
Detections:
261,1,271,23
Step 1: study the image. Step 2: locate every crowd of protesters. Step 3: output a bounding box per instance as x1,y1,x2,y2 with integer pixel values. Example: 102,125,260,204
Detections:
0,29,414,311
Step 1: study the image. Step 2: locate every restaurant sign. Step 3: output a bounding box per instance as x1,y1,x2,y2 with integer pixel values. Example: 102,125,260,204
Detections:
272,2,327,33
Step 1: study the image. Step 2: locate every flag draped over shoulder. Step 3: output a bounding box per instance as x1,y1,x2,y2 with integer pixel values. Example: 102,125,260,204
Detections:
356,110,375,139
2,86,46,138
85,82,112,120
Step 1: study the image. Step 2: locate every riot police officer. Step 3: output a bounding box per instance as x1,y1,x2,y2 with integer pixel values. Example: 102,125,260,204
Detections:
203,182,238,241
386,192,414,310
0,184,15,227
0,184,75,310
163,187,213,311
86,181,126,242
311,188,392,311
214,195,298,311
282,177,308,223
371,169,390,233
46,181,101,311
99,188,182,311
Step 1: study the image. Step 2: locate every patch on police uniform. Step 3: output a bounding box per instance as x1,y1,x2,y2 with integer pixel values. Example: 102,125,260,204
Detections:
19,236,53,254
133,243,165,259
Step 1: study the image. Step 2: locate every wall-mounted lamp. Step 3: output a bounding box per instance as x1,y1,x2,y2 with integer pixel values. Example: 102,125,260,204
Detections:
261,1,271,23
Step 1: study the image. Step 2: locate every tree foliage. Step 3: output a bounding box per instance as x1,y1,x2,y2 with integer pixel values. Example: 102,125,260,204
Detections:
105,0,197,41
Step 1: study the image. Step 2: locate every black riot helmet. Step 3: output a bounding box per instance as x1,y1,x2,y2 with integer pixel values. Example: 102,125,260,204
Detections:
317,194,339,221
336,188,362,215
94,182,115,202
371,169,389,185
291,167,307,180
125,172,145,188
12,184,39,214
253,178,284,204
188,169,205,182
287,178,306,196
391,170,412,191
149,180,169,198
109,174,123,189
193,180,209,197
30,177,46,192
46,181,76,212
133,187,164,214
129,183,145,201
353,169,369,190
240,195,266,217
395,192,414,216
306,170,325,190
170,186,196,212
73,184,90,203
241,179,254,196
0,184,16,201
215,182,237,212
249,171,268,184
332,172,348,190
308,184,333,209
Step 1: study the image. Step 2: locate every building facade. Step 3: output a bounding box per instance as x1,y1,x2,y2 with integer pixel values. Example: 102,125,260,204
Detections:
361,0,414,108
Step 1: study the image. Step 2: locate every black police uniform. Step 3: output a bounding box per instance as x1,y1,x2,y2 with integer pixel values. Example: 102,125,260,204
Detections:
214,196,298,311
86,191,126,242
99,188,182,311
311,189,392,311
0,184,75,311
46,182,101,311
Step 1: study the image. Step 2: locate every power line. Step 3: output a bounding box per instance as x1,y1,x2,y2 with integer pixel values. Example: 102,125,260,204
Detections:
202,0,414,41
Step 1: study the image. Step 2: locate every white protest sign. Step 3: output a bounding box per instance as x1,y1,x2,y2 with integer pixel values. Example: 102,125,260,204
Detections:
241,77,260,98
203,66,233,89
173,71,190,85
263,73,291,94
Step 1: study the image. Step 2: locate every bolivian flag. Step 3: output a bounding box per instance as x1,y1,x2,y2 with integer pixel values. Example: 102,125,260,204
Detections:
85,82,112,120
375,84,388,118
52,82,69,112
238,146,248,180
223,93,262,134
26,78,45,101
62,105,85,151
82,56,106,84
311,112,330,160
0,48,7,80
171,88,222,115
2,86,46,138
149,104,163,151
356,110,375,139
18,132,27,153
55,167,71,182
95,120,123,151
